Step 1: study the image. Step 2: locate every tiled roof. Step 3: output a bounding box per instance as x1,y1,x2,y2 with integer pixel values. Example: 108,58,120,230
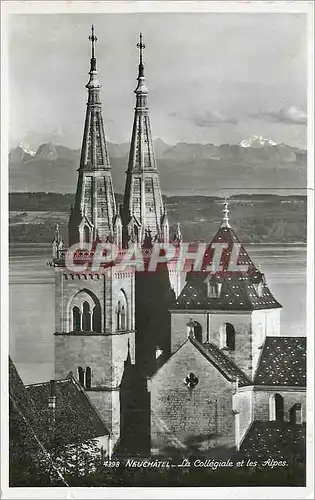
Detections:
9,357,47,446
9,357,70,486
254,337,306,386
173,272,281,311
173,225,281,311
202,225,257,272
26,376,109,447
240,421,306,461
190,337,251,387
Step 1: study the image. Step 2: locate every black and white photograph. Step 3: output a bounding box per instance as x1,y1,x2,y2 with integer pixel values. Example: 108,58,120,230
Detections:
1,1,314,498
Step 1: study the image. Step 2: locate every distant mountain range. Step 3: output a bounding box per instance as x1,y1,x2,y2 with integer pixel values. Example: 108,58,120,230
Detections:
9,137,307,195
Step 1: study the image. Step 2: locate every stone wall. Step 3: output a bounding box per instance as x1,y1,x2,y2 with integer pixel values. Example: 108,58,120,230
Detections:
233,389,253,446
149,339,235,455
87,389,121,446
54,331,134,388
55,267,135,334
170,311,209,352
251,309,281,377
252,388,306,422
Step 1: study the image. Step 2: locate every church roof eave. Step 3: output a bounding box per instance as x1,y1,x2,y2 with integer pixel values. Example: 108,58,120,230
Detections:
148,336,251,387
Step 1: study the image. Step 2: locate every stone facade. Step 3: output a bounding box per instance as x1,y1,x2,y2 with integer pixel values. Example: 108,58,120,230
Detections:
54,266,135,444
234,386,306,447
170,308,281,379
52,30,306,459
148,339,236,455
54,267,135,335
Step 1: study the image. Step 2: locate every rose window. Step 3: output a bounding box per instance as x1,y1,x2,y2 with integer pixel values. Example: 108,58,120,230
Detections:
184,372,199,389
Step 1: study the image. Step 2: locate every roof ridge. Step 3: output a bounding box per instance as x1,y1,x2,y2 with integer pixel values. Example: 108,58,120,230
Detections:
67,373,110,436
190,337,251,385
265,335,306,340
9,394,69,486
148,338,191,380
204,341,252,383
25,379,70,388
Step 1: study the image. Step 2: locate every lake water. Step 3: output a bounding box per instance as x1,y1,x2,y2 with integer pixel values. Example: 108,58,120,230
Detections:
9,243,307,385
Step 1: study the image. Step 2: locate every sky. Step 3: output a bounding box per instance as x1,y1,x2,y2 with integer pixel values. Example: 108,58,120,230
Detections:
8,12,307,149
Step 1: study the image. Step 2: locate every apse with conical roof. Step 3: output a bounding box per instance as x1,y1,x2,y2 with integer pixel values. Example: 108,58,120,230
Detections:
69,26,121,246
122,34,168,246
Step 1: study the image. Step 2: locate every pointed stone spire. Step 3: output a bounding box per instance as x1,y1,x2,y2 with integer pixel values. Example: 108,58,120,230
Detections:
52,223,63,258
221,198,231,228
123,33,167,246
54,223,61,244
69,26,119,246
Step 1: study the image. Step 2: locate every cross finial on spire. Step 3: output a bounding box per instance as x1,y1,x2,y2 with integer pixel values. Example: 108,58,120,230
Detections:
137,32,145,66
89,25,97,61
221,198,231,228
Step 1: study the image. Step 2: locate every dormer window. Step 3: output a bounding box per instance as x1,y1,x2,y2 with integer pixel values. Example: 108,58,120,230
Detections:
207,281,222,298
253,282,263,297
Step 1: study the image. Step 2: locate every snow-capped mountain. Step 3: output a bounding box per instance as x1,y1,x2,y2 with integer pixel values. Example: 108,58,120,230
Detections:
239,135,277,148
35,142,60,161
19,141,36,157
9,138,306,194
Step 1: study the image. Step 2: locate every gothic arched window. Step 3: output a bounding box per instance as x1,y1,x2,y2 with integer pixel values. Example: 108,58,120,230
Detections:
85,367,91,389
121,305,126,330
289,403,302,424
84,226,90,243
82,301,91,331
270,393,284,421
92,304,101,332
116,291,128,331
69,289,102,334
275,394,284,422
193,321,202,343
73,306,81,331
226,323,235,351
116,301,122,330
78,366,84,386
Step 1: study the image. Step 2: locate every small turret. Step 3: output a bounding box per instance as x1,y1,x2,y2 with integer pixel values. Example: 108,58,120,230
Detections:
221,198,231,228
173,221,182,244
52,223,63,259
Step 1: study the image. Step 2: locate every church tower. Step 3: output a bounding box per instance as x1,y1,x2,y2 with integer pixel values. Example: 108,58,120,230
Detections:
170,200,282,379
122,34,169,246
68,25,121,246
53,27,135,447
120,35,175,378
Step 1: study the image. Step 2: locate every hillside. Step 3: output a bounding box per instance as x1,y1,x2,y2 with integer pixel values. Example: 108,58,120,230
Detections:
9,192,307,244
